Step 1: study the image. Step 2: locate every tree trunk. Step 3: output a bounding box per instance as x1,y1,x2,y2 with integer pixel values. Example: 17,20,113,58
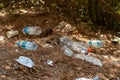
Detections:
88,0,96,23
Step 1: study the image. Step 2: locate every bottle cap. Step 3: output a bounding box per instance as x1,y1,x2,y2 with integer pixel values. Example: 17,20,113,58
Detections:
23,27,29,34
16,41,26,48
87,47,92,52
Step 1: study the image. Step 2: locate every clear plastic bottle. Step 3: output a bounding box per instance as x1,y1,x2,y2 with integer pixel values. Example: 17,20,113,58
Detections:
60,36,89,54
62,45,74,57
60,36,73,45
88,40,105,48
16,56,35,68
7,30,19,38
22,26,42,35
73,54,102,66
16,41,38,50
68,42,89,54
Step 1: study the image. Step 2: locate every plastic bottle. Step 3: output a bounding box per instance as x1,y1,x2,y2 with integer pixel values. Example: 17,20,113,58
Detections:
16,41,38,50
62,45,74,57
60,36,89,54
60,36,73,45
16,56,35,68
88,40,105,48
67,42,89,54
22,26,42,35
73,54,102,66
7,30,19,38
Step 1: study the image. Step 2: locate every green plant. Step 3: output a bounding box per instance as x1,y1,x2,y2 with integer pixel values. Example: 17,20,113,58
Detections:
0,3,4,10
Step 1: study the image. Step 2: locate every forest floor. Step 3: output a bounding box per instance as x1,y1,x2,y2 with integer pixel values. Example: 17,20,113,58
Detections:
0,10,120,80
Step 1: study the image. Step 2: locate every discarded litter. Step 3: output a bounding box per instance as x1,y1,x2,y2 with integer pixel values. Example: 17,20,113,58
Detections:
112,37,120,45
73,54,102,66
60,36,90,54
68,42,89,54
47,60,53,66
93,76,100,80
0,35,5,41
22,26,42,35
16,41,38,50
7,30,19,38
41,44,54,48
55,21,68,30
54,21,76,34
15,56,35,68
75,76,99,80
88,40,105,48
60,36,102,66
60,36,73,45
62,45,74,57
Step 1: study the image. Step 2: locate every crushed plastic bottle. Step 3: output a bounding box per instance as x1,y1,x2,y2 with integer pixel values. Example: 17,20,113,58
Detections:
73,54,102,66
7,30,19,38
22,26,42,35
16,56,35,68
67,42,89,54
88,40,105,48
16,41,38,50
60,36,90,54
60,36,73,45
62,45,74,57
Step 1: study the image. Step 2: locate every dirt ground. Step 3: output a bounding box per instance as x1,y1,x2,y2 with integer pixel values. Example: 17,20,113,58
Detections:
0,12,120,80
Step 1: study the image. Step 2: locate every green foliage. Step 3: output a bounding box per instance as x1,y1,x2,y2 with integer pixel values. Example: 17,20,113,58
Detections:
51,3,57,7
0,3,4,10
115,2,120,14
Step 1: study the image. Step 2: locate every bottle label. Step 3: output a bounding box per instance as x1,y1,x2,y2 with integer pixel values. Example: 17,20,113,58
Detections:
21,41,27,48
97,41,101,47
88,40,101,48
16,41,26,48
16,41,37,50
88,41,92,45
